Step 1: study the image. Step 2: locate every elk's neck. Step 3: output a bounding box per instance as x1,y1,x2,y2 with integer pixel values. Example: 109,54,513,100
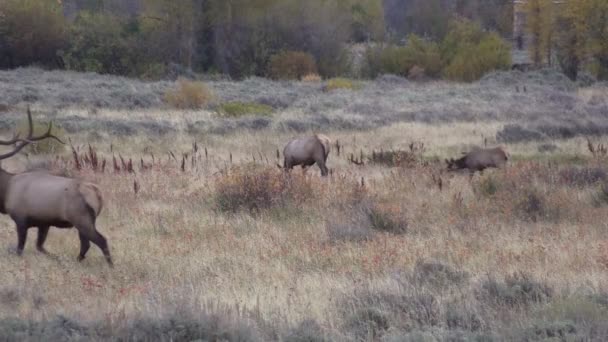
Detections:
0,168,14,213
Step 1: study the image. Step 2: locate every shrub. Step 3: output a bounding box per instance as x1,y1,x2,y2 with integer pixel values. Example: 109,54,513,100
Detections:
325,213,374,244
341,290,440,338
445,303,483,332
323,78,362,91
368,149,420,168
268,51,318,80
214,165,315,213
0,312,264,341
344,308,389,341
518,321,579,341
517,296,608,341
365,202,408,234
363,35,442,78
283,319,328,342
478,272,553,308
592,183,608,207
0,287,20,306
16,119,66,155
514,188,548,222
163,79,214,110
217,102,273,117
496,124,544,143
475,175,500,197
411,260,469,290
559,166,607,187
301,73,322,82
539,296,608,326
442,20,511,82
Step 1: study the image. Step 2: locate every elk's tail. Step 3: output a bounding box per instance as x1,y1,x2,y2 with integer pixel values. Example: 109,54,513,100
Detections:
79,182,104,217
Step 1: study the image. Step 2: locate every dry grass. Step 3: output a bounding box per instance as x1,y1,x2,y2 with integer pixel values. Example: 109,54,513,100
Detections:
1,69,608,339
1,125,608,339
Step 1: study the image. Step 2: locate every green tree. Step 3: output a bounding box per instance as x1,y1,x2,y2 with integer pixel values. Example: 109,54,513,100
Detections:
140,0,204,69
584,0,608,79
553,0,608,80
0,0,67,68
60,12,136,75
524,0,554,65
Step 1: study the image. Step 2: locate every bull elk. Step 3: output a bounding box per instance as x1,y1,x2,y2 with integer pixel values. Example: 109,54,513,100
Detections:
280,134,331,176
446,147,508,175
0,108,113,266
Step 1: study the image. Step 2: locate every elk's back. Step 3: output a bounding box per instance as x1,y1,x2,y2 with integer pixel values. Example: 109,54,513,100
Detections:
5,172,80,222
284,137,323,162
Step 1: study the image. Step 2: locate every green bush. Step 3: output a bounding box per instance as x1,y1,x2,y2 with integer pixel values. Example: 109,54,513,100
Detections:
441,20,511,82
0,0,67,68
268,51,317,80
364,35,442,78
324,78,362,91
217,102,273,117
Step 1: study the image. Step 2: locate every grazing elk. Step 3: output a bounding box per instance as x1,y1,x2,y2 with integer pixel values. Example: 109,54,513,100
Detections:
281,134,331,176
0,108,113,266
446,147,508,175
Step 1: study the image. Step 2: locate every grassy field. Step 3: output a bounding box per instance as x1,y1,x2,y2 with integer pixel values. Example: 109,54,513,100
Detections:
0,68,608,340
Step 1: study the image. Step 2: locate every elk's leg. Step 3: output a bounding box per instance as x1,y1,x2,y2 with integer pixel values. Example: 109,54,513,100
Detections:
77,232,90,262
317,160,329,177
85,229,113,267
15,224,28,256
36,226,50,254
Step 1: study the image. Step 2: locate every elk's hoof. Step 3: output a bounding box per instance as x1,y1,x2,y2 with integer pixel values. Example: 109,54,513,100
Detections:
8,246,23,256
77,255,85,262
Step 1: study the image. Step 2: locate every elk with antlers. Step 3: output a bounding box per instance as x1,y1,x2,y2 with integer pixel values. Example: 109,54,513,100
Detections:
0,108,113,266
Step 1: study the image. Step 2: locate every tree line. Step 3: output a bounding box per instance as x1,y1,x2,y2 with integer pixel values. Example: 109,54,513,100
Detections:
0,0,605,81
523,0,608,80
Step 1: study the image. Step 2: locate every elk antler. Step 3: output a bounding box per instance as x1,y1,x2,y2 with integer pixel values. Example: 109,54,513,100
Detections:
0,106,65,160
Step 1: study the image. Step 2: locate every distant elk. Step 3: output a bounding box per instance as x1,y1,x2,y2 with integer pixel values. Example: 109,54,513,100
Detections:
0,108,113,266
446,147,509,175
280,134,331,176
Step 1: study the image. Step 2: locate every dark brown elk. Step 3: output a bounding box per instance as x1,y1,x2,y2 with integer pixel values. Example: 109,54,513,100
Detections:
0,108,113,266
446,147,508,174
281,134,331,176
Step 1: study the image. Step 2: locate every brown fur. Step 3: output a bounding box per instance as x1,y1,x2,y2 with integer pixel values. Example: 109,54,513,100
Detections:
79,182,104,216
315,134,332,159
0,169,113,266
282,134,332,176
446,147,508,174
